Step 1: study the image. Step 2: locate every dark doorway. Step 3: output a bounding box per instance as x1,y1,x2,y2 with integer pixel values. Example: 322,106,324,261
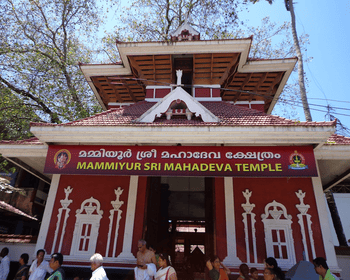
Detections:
145,177,214,280
173,56,193,95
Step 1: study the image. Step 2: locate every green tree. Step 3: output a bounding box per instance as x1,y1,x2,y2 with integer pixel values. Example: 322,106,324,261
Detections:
102,0,247,61
0,0,104,135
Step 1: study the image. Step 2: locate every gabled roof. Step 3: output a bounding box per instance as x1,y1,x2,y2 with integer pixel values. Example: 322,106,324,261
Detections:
170,18,200,38
136,86,220,123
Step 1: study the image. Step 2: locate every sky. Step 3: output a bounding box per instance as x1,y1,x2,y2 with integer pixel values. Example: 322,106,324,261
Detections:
104,0,350,134
240,0,350,132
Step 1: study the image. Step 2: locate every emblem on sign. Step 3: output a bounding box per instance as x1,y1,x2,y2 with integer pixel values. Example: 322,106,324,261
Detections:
54,149,71,170
288,150,308,170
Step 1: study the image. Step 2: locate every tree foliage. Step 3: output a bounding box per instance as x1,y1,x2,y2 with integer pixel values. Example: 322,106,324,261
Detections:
234,17,310,120
0,0,104,140
121,0,244,41
249,0,312,122
102,0,247,61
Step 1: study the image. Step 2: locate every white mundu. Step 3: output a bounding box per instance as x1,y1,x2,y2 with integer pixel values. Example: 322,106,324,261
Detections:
134,263,157,280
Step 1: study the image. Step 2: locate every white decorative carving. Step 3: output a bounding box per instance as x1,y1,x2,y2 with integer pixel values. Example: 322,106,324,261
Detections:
261,200,296,268
176,70,183,86
295,190,316,261
241,189,257,264
52,186,73,253
70,197,103,257
106,187,125,257
165,99,194,120
135,86,220,123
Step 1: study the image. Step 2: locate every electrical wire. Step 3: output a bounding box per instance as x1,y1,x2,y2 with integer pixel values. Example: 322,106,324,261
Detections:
103,77,350,118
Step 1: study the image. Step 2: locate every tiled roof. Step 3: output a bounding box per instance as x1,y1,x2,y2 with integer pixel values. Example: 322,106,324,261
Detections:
0,234,37,244
0,201,38,221
30,101,336,128
0,137,43,145
325,134,350,145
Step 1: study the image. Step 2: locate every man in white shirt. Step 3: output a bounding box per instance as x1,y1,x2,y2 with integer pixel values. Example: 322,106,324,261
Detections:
29,249,53,280
0,247,10,280
90,253,108,280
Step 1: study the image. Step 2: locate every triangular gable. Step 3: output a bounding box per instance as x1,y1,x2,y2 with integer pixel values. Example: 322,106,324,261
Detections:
135,87,220,123
170,18,200,39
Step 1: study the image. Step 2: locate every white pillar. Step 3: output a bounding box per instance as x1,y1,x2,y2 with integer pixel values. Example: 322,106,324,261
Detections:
35,174,61,256
223,177,242,266
116,176,138,263
312,162,339,271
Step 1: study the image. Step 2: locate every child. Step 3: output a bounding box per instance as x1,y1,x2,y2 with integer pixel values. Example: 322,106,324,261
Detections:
250,268,259,280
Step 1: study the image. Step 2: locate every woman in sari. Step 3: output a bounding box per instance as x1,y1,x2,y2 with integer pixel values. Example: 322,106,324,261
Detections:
205,255,230,280
155,253,177,280
14,254,29,280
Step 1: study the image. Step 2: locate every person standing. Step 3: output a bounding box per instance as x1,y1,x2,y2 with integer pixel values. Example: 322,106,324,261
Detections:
90,253,109,280
237,264,250,280
205,255,230,280
250,268,259,280
14,254,29,280
263,268,277,280
264,257,285,280
134,240,157,280
313,257,339,280
29,250,53,280
155,253,177,280
0,247,10,280
47,253,64,280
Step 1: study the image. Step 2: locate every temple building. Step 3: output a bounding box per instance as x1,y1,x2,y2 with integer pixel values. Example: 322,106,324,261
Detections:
1,21,350,279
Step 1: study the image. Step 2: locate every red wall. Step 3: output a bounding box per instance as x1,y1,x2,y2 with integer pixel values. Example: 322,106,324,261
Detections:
215,177,325,263
44,175,148,259
214,177,228,260
44,175,326,266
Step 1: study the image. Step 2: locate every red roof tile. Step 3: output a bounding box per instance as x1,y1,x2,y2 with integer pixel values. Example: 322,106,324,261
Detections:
0,234,37,244
0,137,44,145
30,101,336,128
326,134,350,145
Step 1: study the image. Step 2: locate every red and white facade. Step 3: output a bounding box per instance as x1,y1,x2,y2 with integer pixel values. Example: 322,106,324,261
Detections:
1,24,349,277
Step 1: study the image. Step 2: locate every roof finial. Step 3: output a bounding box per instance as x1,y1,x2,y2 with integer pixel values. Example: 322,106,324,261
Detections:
184,12,189,24
176,70,183,86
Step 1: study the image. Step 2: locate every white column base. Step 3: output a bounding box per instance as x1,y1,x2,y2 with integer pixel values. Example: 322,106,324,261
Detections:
223,177,242,267
113,252,137,263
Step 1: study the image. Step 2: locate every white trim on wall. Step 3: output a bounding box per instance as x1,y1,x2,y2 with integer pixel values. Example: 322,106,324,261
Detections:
312,162,340,272
35,174,61,254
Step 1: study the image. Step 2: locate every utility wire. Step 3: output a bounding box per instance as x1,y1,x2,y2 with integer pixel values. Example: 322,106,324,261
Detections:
107,77,350,117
